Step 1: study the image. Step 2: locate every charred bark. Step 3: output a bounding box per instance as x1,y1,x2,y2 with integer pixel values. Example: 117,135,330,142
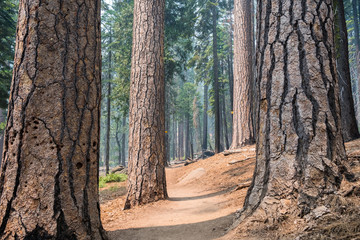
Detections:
125,0,167,209
0,0,107,238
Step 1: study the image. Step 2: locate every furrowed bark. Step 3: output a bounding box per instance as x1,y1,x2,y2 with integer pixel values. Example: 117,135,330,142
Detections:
124,0,167,209
0,0,107,238
241,0,348,220
231,0,255,149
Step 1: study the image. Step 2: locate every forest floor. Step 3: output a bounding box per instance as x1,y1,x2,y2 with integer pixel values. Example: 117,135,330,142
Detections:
100,140,360,240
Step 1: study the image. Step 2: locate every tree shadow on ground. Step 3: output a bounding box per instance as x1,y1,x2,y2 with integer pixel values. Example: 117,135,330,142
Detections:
168,188,235,201
107,213,235,240
222,161,255,177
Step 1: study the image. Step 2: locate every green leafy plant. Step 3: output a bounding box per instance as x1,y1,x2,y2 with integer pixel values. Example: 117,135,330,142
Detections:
99,173,127,189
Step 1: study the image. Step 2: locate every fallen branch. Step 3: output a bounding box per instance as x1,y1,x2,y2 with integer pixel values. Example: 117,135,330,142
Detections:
228,157,255,165
110,165,125,174
223,148,255,156
231,181,251,193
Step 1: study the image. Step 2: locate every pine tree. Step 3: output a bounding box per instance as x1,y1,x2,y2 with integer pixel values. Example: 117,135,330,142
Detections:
240,0,351,222
125,0,168,209
0,0,107,238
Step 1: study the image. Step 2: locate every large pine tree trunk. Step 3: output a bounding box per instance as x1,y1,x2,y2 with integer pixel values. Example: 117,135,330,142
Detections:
231,0,255,150
211,2,221,154
241,0,349,221
125,0,167,209
334,0,360,141
0,0,107,238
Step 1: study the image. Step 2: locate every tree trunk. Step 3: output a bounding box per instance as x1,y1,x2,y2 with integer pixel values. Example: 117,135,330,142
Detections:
212,2,221,154
0,0,107,238
334,0,360,141
190,128,194,160
222,91,230,150
115,118,122,165
121,115,126,167
172,118,176,161
105,49,112,175
202,84,208,152
177,120,181,161
241,0,349,221
0,109,5,167
353,0,360,118
165,110,170,166
185,114,190,159
125,0,167,209
231,0,255,150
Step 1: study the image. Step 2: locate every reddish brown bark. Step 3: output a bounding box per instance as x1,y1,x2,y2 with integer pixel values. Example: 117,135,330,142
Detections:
231,0,255,150
0,0,107,238
124,0,167,209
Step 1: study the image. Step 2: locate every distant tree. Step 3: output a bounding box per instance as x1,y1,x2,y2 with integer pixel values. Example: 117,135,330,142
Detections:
352,0,360,117
176,83,199,158
0,0,16,167
334,0,360,141
125,0,168,209
231,0,255,149
240,0,351,222
0,0,15,109
0,0,107,238
211,1,221,153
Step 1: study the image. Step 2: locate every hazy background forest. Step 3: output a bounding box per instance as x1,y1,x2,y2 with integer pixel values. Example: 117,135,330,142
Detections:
1,0,360,170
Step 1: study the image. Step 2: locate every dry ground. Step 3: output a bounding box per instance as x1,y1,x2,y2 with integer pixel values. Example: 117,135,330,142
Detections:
100,140,360,240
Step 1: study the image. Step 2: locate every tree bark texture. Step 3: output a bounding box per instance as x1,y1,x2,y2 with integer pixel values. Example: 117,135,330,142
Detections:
241,0,348,220
0,0,107,239
231,0,255,150
334,0,360,141
125,0,167,209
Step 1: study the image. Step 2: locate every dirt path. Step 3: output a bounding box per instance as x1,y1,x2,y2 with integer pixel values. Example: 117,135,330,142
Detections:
104,167,235,240
101,147,256,240
100,141,360,240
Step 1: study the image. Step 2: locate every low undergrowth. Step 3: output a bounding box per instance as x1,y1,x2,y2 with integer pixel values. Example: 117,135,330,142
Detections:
99,173,128,188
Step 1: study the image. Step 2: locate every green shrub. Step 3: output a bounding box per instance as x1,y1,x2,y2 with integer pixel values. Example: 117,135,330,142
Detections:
99,173,127,188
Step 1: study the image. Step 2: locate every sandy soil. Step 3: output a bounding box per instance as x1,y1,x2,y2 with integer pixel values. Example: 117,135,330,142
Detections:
101,145,255,240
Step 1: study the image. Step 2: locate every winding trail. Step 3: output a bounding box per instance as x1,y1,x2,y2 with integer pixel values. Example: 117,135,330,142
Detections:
101,149,256,240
